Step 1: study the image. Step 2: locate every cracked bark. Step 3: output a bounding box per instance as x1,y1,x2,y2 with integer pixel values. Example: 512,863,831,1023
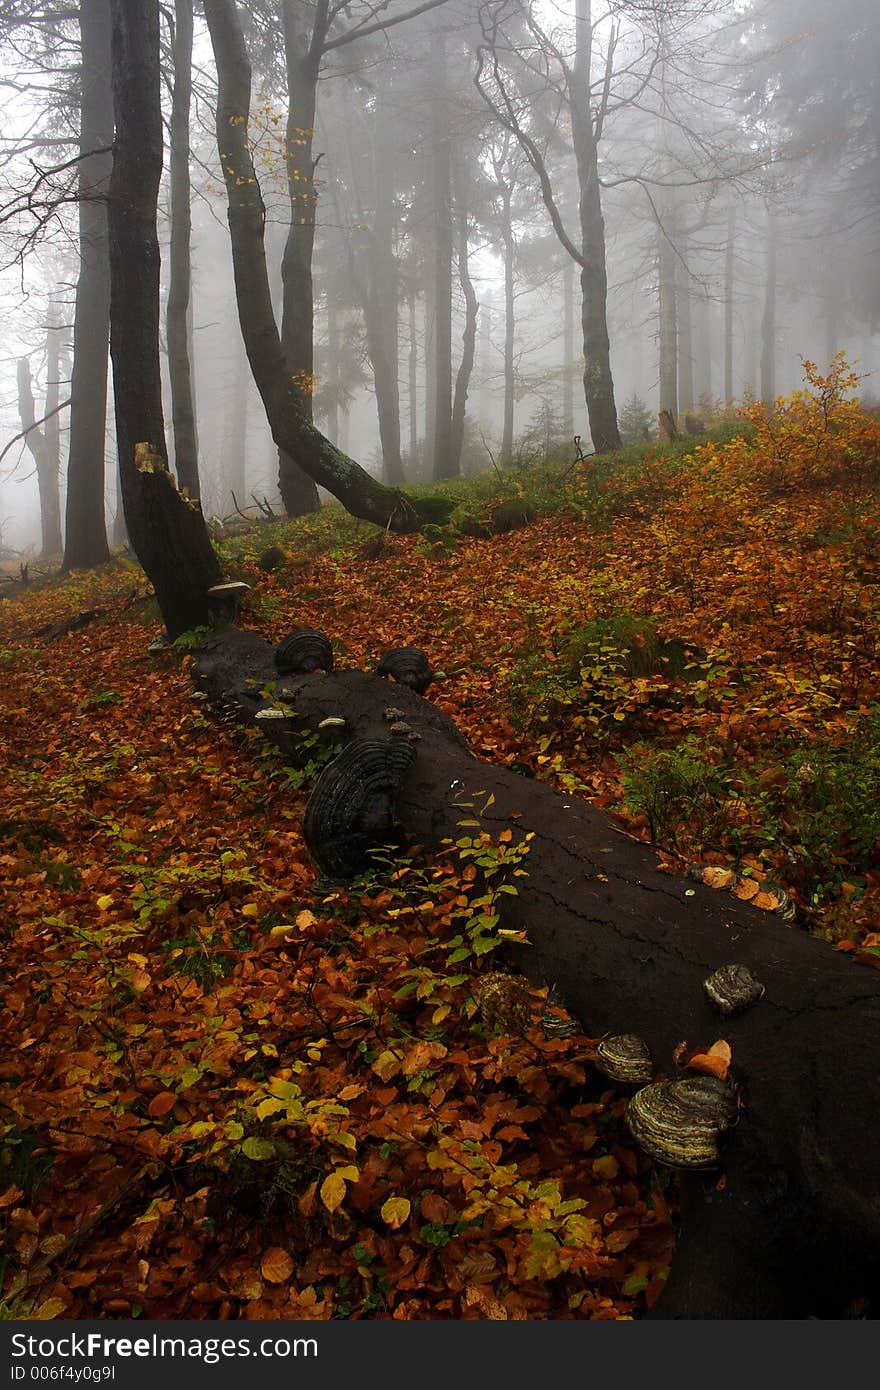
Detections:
195,626,880,1319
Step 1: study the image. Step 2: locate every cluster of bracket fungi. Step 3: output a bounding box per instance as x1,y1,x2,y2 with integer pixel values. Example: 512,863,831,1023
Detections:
266,629,437,881
592,961,766,1169
248,625,766,1175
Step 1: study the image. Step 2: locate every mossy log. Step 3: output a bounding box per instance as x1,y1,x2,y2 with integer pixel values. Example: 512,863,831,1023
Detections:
194,627,880,1319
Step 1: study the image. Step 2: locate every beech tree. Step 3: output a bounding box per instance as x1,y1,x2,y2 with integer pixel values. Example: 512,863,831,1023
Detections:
203,0,454,530
108,0,222,639
62,0,112,572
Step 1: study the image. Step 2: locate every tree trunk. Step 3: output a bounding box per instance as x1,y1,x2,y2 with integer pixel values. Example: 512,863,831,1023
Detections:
166,0,201,499
723,204,735,404
62,0,112,573
572,0,619,453
430,31,454,481
500,187,515,467
693,288,712,405
449,151,478,476
221,348,248,511
203,0,447,531
276,0,321,517
760,205,777,410
658,210,678,421
16,356,62,559
408,288,418,464
195,625,880,1321
362,89,404,487
676,240,693,415
108,0,222,641
562,255,575,437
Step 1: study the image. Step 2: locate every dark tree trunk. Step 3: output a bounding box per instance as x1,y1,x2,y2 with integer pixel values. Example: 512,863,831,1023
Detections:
166,0,201,499
430,31,454,481
760,206,777,410
572,0,619,453
276,0,321,517
449,151,478,475
203,0,446,531
62,0,112,573
16,355,62,558
195,625,880,1322
108,0,222,641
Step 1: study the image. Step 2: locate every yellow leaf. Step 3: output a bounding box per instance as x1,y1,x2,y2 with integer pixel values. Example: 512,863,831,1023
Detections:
371,1049,401,1081
97,894,114,911
319,1166,358,1213
295,909,317,929
260,1247,294,1284
591,1154,619,1181
242,902,259,918
380,1196,411,1229
320,1172,347,1212
33,1299,67,1320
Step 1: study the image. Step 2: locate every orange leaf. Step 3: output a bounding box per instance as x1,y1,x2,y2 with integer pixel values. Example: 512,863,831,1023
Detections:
687,1039,732,1080
260,1247,294,1284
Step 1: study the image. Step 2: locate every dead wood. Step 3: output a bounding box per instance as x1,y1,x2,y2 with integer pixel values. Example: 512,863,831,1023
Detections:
194,626,880,1319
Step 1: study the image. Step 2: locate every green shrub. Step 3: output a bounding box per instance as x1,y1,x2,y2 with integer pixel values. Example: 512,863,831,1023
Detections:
619,739,735,848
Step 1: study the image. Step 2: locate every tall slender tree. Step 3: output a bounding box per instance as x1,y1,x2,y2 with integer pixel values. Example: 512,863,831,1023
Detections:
62,0,112,572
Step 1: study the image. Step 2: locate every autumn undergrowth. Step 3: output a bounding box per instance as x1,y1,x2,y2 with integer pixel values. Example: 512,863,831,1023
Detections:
2,354,880,1320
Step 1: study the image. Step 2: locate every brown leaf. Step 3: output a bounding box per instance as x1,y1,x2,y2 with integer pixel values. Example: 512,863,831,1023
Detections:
147,1092,177,1119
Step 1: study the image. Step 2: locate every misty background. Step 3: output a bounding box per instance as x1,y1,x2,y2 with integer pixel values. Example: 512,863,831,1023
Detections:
0,0,877,555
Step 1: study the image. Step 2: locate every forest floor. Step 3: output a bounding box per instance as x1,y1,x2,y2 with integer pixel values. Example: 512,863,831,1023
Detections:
2,358,880,1320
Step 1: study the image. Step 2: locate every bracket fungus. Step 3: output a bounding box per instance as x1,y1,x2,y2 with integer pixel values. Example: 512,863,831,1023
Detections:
375,647,444,696
275,628,334,675
302,734,417,879
625,1076,738,1169
703,963,765,1016
596,1034,654,1085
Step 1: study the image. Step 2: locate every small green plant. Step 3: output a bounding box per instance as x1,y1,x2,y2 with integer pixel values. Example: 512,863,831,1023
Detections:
619,738,735,849
0,1124,52,1200
78,689,120,712
172,624,213,653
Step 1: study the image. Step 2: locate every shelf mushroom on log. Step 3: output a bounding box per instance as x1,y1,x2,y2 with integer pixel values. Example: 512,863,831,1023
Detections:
194,626,880,1319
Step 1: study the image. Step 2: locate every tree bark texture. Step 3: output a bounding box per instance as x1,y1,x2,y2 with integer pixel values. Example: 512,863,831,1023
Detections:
193,626,880,1320
572,0,620,453
62,0,112,573
108,0,222,641
276,0,321,517
203,0,447,531
166,0,201,499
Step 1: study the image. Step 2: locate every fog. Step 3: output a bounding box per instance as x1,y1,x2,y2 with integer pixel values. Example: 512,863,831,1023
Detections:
0,0,877,556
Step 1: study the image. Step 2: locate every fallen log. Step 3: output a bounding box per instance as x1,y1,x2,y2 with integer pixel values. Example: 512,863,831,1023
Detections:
194,627,880,1319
